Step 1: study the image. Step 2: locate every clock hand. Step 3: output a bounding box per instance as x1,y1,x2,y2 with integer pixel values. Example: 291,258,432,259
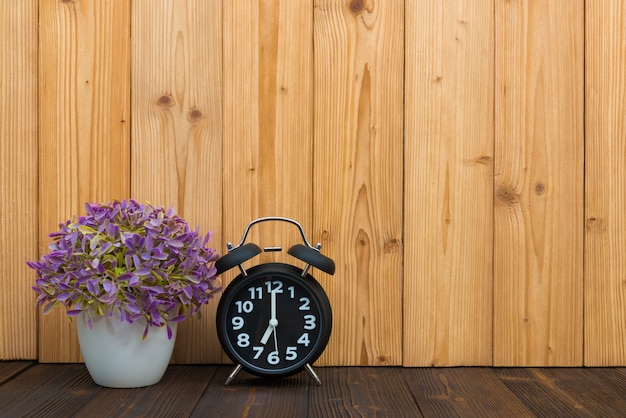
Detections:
260,323,274,345
270,287,277,322
272,323,279,354
260,290,279,345
271,289,279,353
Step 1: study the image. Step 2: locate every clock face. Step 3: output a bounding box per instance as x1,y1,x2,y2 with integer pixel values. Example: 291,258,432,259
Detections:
216,263,332,378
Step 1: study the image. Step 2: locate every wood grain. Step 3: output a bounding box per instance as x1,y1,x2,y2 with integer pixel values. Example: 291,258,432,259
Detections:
0,1,38,360
0,364,99,417
38,0,131,362
496,368,626,417
130,0,223,364
75,366,217,417
0,362,34,385
310,368,423,417
403,368,534,417
4,0,626,368
493,0,584,366
3,364,625,415
313,0,404,367
222,0,314,363
191,367,310,417
584,0,626,366
404,0,494,366
222,0,314,265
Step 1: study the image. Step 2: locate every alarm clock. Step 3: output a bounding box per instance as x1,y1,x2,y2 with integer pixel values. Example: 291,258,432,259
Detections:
215,217,335,385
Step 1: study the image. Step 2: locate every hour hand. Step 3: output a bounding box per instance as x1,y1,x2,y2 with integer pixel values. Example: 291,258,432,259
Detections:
260,317,278,344
260,321,275,345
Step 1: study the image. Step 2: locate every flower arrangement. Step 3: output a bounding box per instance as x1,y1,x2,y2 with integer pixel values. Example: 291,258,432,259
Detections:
27,199,220,339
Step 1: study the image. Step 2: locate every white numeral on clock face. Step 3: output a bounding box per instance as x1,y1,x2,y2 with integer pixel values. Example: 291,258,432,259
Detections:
297,333,310,347
286,346,297,361
299,297,310,311
267,351,280,365
253,346,264,359
248,286,263,300
303,314,316,330
266,280,283,293
237,333,250,347
232,316,244,330
235,300,253,314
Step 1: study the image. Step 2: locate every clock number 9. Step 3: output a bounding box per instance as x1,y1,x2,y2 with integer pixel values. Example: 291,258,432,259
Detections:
232,316,244,330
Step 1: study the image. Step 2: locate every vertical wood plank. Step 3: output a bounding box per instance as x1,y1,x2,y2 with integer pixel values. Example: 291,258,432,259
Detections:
131,0,223,363
585,0,626,366
0,0,38,360
222,0,315,365
314,0,404,366
404,0,494,366
222,0,313,271
494,0,584,366
38,0,131,362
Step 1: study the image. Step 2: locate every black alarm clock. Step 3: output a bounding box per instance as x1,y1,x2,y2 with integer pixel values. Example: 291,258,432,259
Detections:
215,217,335,385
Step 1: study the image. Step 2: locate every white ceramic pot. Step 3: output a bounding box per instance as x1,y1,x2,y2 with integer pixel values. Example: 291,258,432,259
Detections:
76,311,178,388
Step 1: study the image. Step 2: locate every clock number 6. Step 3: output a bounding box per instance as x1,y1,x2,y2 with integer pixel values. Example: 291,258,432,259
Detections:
267,351,280,365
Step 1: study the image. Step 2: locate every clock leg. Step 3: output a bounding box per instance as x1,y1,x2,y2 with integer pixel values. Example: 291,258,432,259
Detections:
305,364,322,385
224,364,243,385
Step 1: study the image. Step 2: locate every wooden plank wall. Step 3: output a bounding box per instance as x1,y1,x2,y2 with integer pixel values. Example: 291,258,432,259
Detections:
130,0,223,364
37,0,131,362
0,0,38,360
585,0,626,366
493,0,584,366
404,0,494,367
1,0,625,367
314,0,404,366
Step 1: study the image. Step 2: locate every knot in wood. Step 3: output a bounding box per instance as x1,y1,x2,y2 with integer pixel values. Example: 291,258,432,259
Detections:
534,182,546,195
384,238,401,253
473,155,492,165
376,354,390,365
495,185,519,206
187,108,203,122
586,217,605,232
157,95,174,107
349,0,364,14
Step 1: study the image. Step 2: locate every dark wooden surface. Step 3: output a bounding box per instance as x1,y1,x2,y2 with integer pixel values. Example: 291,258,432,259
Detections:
0,363,624,417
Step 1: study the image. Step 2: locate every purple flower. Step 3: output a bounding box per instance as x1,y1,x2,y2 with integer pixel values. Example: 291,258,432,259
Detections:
27,199,220,339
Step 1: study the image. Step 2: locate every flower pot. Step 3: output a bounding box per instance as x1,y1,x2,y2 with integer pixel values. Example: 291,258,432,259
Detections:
76,312,177,388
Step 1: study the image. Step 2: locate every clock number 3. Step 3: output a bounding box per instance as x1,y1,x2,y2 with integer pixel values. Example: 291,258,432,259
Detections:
303,314,316,330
